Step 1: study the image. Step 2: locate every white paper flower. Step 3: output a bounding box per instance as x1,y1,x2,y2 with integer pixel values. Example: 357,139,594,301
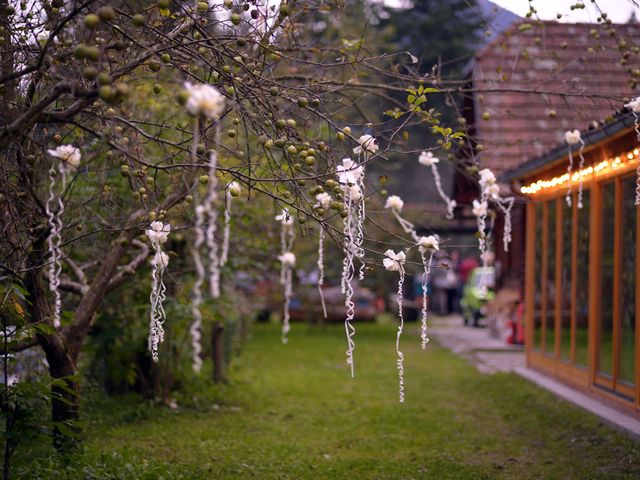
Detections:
478,168,496,190
228,181,241,197
384,195,404,212
346,185,362,202
418,151,439,167
184,82,225,120
315,192,332,209
383,249,406,272
418,235,439,253
472,199,488,217
275,208,294,226
565,129,581,146
485,183,500,199
151,251,170,268
146,221,171,245
625,97,640,113
47,145,81,171
278,251,296,266
352,134,379,156
336,157,364,185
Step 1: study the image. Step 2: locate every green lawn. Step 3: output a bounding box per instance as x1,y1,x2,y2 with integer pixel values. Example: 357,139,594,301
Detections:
17,323,640,479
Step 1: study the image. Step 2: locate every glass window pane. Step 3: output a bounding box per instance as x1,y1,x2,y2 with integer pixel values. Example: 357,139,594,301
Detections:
560,198,573,361
575,191,590,368
599,182,615,377
619,177,636,386
546,199,557,356
533,202,544,351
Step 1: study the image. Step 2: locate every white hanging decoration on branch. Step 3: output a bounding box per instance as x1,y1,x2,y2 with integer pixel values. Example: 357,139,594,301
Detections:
220,181,241,266
278,251,296,345
337,157,365,377
417,235,438,349
352,135,378,280
479,168,515,253
146,221,171,362
624,97,640,205
184,81,225,373
315,192,332,319
190,204,206,373
473,197,489,266
45,145,81,328
383,249,407,403
276,209,295,343
565,129,585,208
384,195,438,350
419,151,456,219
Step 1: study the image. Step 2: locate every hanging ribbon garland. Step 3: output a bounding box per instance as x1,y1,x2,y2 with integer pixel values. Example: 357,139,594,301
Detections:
315,193,332,319
384,195,439,350
418,151,456,219
624,97,640,205
276,208,295,343
383,249,407,403
45,145,81,329
146,221,171,362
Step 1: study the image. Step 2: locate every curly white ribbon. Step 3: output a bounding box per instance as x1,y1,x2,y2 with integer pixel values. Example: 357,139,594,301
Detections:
45,166,65,329
149,243,168,363
204,151,221,298
634,112,640,206
430,163,456,219
342,193,357,377
577,139,586,209
395,266,406,403
190,203,206,373
494,196,515,253
390,210,435,350
317,227,327,319
419,250,434,349
220,189,232,266
282,262,293,344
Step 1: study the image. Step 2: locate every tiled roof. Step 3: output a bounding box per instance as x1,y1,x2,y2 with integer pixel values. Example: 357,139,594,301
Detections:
470,19,640,176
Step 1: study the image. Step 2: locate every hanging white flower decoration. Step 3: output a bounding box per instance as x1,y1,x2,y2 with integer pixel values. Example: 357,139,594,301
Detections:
384,195,404,212
626,98,640,205
278,251,296,266
315,192,332,210
275,208,294,226
146,221,171,363
336,157,364,185
418,235,439,253
279,250,295,344
47,145,81,172
184,82,225,120
383,249,406,272
418,151,439,167
472,199,488,217
625,97,640,113
384,248,407,403
352,134,379,156
565,129,581,146
417,151,456,219
478,168,496,190
45,145,81,328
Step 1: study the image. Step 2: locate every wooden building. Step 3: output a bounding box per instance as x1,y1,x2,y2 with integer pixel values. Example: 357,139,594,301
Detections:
457,20,640,289
504,113,640,413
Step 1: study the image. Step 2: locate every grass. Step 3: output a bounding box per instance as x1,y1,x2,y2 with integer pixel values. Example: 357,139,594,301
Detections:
15,322,640,479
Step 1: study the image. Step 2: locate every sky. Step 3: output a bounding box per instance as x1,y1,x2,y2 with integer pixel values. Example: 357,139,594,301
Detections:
491,0,640,23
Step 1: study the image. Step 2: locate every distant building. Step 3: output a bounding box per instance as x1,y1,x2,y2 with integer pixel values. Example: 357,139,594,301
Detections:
504,112,640,414
458,19,640,287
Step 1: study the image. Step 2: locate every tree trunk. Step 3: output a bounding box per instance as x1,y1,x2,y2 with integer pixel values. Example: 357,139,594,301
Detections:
49,356,80,452
212,323,224,384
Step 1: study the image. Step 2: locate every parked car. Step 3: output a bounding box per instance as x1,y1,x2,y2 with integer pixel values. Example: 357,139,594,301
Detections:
460,267,495,327
290,284,378,323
